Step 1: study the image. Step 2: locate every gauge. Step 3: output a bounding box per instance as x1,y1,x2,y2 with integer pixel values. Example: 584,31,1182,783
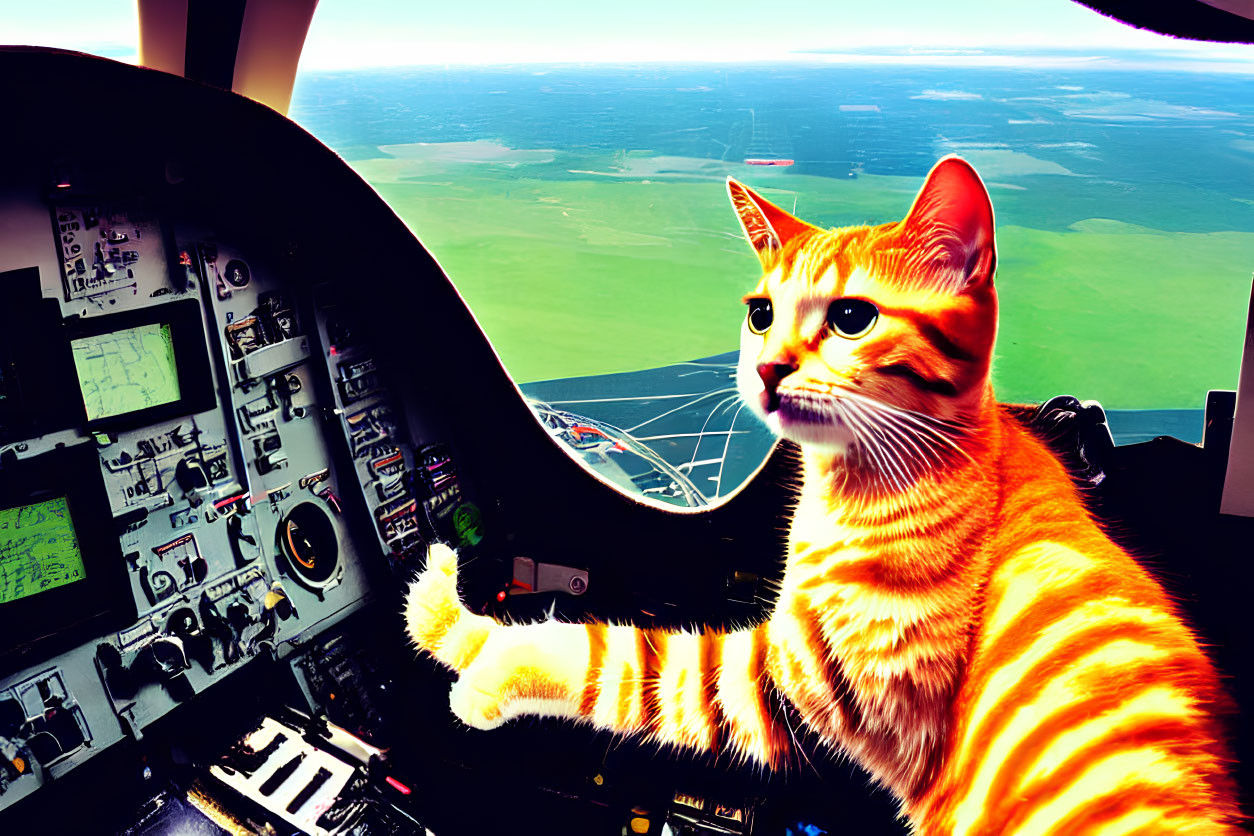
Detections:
223,258,250,288
277,502,339,590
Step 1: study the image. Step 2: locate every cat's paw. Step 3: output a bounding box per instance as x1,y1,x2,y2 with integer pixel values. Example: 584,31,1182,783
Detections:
404,543,468,660
448,675,509,730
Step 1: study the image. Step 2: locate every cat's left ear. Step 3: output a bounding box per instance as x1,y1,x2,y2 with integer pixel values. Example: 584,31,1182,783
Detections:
727,178,819,269
902,156,997,291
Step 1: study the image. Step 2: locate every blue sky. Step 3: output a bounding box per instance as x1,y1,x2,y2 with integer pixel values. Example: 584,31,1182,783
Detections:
5,0,1253,68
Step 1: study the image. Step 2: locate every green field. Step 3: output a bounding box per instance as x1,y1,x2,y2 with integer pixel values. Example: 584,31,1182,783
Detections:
351,141,1253,409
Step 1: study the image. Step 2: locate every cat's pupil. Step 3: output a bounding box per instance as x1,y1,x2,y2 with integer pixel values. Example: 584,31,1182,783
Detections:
747,299,773,334
827,298,878,338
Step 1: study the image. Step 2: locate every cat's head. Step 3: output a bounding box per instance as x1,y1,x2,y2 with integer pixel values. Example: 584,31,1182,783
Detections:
730,156,998,472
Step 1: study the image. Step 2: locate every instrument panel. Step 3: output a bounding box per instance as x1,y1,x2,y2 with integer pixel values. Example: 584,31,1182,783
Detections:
0,196,457,811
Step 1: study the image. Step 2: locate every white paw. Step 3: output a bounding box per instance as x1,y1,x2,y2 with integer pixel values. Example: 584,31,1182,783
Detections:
404,543,466,655
425,542,459,578
448,675,508,730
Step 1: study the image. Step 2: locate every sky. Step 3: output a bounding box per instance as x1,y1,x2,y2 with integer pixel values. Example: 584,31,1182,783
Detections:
3,0,1253,69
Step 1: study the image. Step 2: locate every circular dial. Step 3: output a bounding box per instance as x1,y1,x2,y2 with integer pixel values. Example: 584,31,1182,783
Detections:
223,258,251,288
277,502,340,588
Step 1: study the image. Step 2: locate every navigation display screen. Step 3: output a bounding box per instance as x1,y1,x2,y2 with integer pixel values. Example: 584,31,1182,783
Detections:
71,322,182,421
0,496,85,605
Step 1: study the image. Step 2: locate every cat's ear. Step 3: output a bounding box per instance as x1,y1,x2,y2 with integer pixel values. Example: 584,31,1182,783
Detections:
901,156,997,291
727,178,818,268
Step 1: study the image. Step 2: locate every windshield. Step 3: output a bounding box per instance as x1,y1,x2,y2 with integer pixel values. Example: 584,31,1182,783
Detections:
16,1,1253,501
289,11,1254,498
6,1,137,62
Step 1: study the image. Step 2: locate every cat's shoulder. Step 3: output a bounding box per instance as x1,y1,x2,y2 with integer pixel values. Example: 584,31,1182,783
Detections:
979,535,1179,654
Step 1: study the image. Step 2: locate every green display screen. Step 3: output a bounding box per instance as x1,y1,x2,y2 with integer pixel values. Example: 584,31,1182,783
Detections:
0,496,85,604
71,322,181,421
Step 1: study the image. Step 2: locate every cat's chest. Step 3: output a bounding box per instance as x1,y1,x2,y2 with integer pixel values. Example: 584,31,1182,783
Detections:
786,500,939,593
782,496,979,672
774,498,976,796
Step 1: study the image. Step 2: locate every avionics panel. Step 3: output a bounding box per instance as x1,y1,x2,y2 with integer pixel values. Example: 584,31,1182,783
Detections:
0,444,132,675
71,322,181,422
63,299,215,433
52,203,179,307
0,496,84,604
0,275,216,441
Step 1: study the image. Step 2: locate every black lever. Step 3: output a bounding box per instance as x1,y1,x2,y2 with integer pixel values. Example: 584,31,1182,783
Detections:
259,752,305,796
228,514,258,567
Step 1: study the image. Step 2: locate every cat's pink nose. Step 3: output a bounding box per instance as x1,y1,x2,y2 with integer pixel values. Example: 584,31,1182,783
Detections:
756,360,797,393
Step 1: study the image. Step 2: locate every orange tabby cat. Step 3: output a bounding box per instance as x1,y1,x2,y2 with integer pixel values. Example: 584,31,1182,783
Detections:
406,157,1242,833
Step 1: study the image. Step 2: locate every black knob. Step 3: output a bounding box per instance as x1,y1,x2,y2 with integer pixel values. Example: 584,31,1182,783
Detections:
226,602,252,633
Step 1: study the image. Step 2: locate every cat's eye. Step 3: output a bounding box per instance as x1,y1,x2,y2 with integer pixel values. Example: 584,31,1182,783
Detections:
746,298,773,335
828,298,878,339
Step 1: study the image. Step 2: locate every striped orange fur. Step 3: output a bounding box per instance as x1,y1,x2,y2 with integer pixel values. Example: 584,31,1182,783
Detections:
406,156,1242,833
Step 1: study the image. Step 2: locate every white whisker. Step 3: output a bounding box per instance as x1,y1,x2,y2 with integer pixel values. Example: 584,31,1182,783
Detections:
854,400,943,466
853,403,921,486
871,409,933,470
847,400,914,490
837,400,906,493
838,389,977,467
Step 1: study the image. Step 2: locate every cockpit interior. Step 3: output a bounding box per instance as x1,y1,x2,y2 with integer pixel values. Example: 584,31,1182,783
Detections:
2,1,1253,833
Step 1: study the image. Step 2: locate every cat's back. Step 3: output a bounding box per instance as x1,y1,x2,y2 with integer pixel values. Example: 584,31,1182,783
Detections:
915,413,1242,833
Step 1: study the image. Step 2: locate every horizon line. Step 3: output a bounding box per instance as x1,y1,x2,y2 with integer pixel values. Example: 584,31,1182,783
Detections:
8,40,1253,74
292,44,1254,73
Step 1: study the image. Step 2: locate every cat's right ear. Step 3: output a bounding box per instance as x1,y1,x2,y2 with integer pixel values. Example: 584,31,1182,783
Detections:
727,178,817,269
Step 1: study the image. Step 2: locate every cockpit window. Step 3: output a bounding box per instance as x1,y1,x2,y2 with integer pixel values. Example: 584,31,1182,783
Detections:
290,2,1254,502
8,2,138,62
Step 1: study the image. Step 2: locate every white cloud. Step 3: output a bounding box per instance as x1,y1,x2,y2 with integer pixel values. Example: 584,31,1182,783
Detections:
912,89,983,100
